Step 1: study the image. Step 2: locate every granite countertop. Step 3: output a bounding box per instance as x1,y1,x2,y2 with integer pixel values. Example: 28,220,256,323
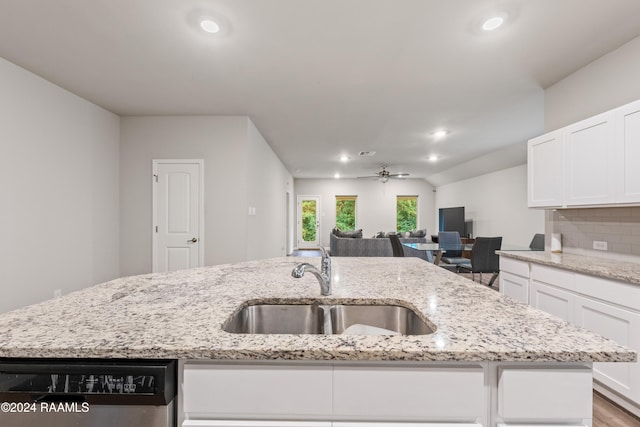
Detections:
497,251,640,285
0,257,635,362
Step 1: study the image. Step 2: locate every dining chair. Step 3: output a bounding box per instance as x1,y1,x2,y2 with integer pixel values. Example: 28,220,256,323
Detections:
457,236,503,286
388,234,405,257
529,233,545,251
438,231,467,267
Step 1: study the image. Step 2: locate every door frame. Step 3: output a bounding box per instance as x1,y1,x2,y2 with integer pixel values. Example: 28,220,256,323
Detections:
296,195,321,249
152,159,205,272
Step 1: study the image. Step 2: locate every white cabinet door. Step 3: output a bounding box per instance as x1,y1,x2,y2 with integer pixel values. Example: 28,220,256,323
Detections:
563,111,616,206
333,365,484,421
528,130,563,208
575,296,640,403
182,364,333,419
529,281,575,322
500,272,529,304
614,99,640,203
498,367,592,420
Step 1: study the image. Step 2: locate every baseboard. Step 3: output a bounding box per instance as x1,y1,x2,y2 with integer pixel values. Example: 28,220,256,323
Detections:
594,381,640,419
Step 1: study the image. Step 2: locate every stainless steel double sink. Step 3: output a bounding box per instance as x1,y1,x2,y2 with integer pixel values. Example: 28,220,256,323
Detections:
223,302,435,335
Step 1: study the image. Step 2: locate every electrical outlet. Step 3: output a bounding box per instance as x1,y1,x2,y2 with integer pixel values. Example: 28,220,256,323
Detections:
593,240,608,251
54,289,62,299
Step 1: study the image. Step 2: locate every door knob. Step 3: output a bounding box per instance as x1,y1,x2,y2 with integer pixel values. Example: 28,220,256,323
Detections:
188,238,198,243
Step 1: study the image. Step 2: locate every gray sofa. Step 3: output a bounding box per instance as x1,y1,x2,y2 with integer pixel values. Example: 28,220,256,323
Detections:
329,233,432,261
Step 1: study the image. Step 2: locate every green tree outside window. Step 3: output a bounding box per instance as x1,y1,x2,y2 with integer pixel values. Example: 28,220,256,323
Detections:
336,196,356,230
302,200,317,241
397,196,417,232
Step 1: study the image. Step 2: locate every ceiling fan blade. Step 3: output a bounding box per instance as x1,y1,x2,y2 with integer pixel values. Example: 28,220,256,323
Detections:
356,175,379,179
389,173,410,178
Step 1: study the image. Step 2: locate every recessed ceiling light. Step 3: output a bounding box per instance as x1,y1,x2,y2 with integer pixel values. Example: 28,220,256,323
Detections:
340,155,350,162
334,173,340,179
200,19,220,33
482,16,504,31
433,130,448,139
428,155,438,162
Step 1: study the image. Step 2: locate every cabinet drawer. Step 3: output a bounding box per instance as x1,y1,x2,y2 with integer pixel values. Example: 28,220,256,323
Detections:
183,364,332,418
500,258,530,278
336,423,481,427
575,273,640,312
498,367,592,420
333,365,484,420
498,424,586,427
531,264,575,291
183,422,331,427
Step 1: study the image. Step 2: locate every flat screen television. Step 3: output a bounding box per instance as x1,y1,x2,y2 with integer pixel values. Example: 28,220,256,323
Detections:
438,206,466,237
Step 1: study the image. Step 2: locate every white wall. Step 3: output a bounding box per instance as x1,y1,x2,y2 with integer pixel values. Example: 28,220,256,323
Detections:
119,116,292,275
545,35,640,131
294,178,436,248
435,165,544,247
0,58,120,313
246,120,294,260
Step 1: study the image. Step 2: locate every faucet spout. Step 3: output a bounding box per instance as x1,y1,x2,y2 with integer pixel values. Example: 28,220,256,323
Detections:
292,247,331,296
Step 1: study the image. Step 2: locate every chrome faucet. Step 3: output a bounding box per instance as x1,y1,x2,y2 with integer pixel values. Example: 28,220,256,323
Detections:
291,247,332,296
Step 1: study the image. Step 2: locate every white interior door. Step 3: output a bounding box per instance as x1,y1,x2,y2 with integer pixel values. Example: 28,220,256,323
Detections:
297,195,320,249
153,159,204,273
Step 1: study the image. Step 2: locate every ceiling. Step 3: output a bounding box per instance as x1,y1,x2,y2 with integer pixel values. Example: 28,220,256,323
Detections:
2,0,640,186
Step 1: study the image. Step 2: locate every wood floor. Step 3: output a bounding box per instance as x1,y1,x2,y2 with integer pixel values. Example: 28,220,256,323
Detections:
594,391,640,426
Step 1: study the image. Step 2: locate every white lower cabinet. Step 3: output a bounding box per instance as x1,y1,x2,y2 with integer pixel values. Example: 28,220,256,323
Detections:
182,363,333,418
499,258,530,304
183,422,331,427
335,423,481,427
529,280,575,322
498,424,587,427
508,258,640,415
183,422,480,427
497,367,592,421
333,365,483,420
575,295,640,403
500,272,529,304
181,361,595,427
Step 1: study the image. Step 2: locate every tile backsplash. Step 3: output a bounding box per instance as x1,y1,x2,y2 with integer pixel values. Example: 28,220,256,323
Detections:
546,207,640,260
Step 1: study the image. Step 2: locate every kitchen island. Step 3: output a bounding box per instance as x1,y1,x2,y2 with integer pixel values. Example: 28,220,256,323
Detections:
0,257,636,426
498,250,640,418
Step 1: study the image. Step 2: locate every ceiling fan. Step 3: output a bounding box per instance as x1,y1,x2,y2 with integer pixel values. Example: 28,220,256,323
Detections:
357,166,410,183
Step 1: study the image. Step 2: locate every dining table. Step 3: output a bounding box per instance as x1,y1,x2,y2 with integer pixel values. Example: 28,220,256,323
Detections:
403,242,535,265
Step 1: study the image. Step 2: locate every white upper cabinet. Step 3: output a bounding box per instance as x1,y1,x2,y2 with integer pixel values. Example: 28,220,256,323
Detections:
563,111,616,206
527,130,563,208
614,99,640,203
528,98,640,208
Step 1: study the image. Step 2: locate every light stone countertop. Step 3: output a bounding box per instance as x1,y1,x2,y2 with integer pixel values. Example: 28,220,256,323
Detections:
497,251,640,285
0,257,635,362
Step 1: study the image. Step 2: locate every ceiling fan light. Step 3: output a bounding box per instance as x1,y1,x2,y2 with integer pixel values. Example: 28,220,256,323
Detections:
379,176,389,183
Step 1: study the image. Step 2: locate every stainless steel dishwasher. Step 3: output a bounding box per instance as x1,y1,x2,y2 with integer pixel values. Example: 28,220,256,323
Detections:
0,359,176,427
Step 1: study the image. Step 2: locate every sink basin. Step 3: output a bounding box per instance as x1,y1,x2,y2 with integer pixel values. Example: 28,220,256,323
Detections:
223,302,434,335
223,304,325,334
330,304,434,335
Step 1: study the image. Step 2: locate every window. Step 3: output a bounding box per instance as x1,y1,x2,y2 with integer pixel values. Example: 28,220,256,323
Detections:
397,196,418,232
335,195,357,230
